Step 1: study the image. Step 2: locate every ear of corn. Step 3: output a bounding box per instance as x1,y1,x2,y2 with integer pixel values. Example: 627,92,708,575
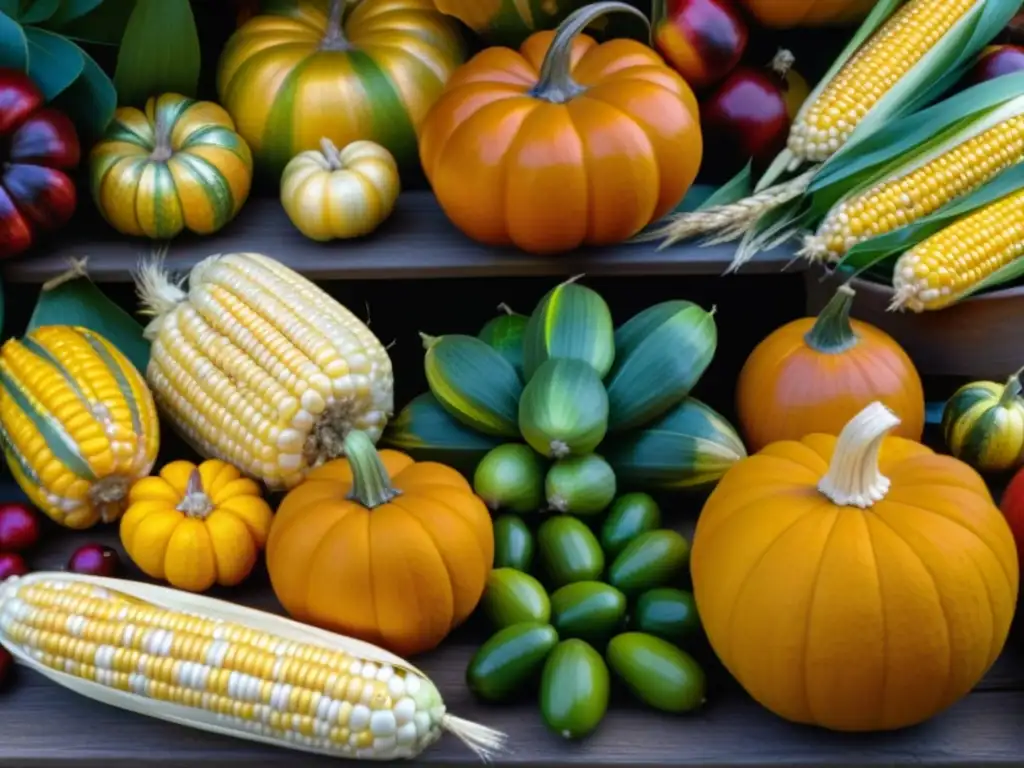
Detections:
891,186,1024,312
0,326,160,529
0,572,506,761
135,252,394,490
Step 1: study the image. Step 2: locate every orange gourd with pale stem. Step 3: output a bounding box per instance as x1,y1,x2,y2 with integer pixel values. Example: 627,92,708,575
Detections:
736,284,925,452
736,0,875,28
418,1,702,255
266,431,494,657
692,401,1019,732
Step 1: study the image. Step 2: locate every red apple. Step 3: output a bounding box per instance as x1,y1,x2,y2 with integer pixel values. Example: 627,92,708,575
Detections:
0,503,40,552
67,544,120,577
654,0,748,90
1000,468,1024,567
968,45,1024,85
0,553,28,581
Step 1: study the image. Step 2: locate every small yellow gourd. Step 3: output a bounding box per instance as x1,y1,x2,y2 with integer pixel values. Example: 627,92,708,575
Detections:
120,460,274,592
280,137,400,241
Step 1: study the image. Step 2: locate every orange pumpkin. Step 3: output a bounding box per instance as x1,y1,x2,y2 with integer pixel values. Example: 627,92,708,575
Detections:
736,0,875,28
418,1,702,255
692,401,1019,732
266,430,494,657
736,284,925,452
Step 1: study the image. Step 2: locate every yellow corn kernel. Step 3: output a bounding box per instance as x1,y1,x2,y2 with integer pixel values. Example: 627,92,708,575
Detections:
138,252,394,489
0,576,453,759
789,0,977,163
0,326,160,529
802,114,1024,262
890,188,1024,312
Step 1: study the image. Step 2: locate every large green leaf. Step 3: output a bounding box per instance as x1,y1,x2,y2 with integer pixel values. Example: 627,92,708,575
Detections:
0,11,27,70
19,0,59,23
27,260,150,375
836,163,1024,278
45,0,104,25
51,41,115,140
24,26,82,99
113,0,200,106
50,0,132,45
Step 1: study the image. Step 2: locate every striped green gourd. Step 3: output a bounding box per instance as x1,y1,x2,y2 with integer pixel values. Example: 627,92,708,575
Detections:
942,371,1024,473
605,301,718,432
422,334,524,438
478,304,528,381
519,359,609,458
523,278,615,381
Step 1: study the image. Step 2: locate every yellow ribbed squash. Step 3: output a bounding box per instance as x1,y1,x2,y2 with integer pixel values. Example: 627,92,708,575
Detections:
0,326,160,529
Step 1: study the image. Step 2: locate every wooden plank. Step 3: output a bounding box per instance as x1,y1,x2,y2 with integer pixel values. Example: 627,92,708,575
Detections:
2,483,1024,766
1,194,804,284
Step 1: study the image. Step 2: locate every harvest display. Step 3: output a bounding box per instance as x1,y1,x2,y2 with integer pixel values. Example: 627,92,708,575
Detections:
0,0,1023,762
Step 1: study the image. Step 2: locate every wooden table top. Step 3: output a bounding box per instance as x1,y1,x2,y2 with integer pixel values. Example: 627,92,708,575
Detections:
1,476,1022,768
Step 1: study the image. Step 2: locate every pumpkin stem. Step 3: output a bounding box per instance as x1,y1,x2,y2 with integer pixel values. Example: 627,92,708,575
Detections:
771,49,795,79
529,1,649,104
320,0,352,51
817,401,901,508
496,302,515,315
999,368,1024,407
320,137,344,170
344,430,401,509
804,284,858,354
150,107,174,163
176,469,214,519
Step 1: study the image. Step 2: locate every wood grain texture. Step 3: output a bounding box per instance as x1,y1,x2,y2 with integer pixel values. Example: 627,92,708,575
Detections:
0,194,805,284
1,478,1024,767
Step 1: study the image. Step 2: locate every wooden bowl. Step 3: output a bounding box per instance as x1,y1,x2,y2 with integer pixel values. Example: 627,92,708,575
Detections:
804,267,1023,380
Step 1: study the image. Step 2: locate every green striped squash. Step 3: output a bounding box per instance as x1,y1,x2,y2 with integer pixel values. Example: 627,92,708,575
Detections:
89,94,253,239
942,373,1024,473
216,0,466,176
606,301,717,433
523,279,615,381
422,334,524,437
383,392,504,473
605,398,746,491
519,358,609,458
479,305,528,381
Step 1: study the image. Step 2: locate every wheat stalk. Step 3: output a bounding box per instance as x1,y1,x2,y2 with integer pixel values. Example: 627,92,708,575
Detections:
633,167,821,250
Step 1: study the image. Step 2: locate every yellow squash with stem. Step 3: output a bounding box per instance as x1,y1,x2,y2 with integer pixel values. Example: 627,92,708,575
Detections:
0,326,160,529
942,369,1024,473
281,138,400,241
120,460,274,593
217,0,465,176
90,93,253,239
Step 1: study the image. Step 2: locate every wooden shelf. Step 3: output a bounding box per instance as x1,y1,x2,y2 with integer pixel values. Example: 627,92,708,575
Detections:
1,193,804,284
1,479,1023,767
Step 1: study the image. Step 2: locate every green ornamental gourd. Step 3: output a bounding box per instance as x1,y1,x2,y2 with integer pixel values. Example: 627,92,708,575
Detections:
943,368,1024,473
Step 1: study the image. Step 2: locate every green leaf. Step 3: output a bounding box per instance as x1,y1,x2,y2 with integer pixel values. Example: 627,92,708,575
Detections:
51,41,116,141
836,163,1024,277
45,0,104,25
0,11,27,70
49,0,132,45
19,0,59,23
114,0,200,106
0,1,16,18
671,185,716,214
698,163,753,210
27,262,150,375
24,26,82,99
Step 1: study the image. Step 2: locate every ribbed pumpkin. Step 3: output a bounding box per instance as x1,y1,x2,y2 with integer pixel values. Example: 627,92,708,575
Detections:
419,1,702,254
692,401,1018,732
433,0,586,46
942,370,1024,473
0,326,160,530
90,93,253,239
121,460,274,593
266,431,494,657
216,0,465,176
736,285,925,452
736,0,875,28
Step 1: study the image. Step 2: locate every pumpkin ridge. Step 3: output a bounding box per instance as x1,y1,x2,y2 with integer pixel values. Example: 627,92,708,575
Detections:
865,512,957,706
304,508,379,634
863,515,889,728
796,509,842,725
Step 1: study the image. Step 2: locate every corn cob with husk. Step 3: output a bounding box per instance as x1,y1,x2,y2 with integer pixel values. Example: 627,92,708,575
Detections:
643,0,1021,251
134,252,393,490
890,186,1024,312
0,572,506,760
